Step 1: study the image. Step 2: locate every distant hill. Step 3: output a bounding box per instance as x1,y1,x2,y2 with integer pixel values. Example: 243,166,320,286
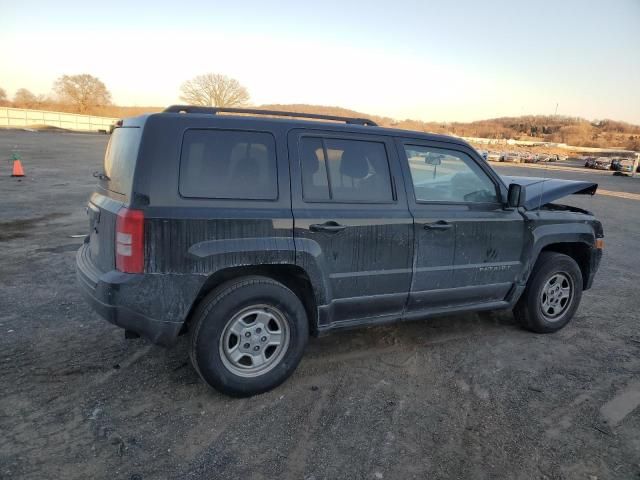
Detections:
258,103,394,125
259,104,640,151
435,115,640,151
31,101,636,150
94,105,164,117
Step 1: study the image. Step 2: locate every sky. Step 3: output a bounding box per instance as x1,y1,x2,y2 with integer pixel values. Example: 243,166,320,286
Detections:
1,0,639,123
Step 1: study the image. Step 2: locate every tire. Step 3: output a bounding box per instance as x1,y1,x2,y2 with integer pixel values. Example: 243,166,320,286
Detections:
514,252,583,333
189,276,309,397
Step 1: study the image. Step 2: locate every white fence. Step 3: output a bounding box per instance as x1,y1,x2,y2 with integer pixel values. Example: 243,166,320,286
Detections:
0,107,118,132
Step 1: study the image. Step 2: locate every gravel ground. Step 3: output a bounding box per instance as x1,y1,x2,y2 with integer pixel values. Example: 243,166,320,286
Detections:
1,130,639,480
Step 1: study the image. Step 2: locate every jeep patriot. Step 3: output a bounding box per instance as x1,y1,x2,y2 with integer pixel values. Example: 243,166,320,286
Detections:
76,106,603,396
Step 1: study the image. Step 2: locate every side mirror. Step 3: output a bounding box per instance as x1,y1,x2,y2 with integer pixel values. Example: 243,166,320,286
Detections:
506,183,525,209
425,154,442,166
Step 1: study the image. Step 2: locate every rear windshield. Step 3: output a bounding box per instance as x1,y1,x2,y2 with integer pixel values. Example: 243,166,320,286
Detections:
103,127,142,196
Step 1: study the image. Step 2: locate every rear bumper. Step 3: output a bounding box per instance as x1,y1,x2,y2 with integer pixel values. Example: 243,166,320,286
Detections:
76,243,183,346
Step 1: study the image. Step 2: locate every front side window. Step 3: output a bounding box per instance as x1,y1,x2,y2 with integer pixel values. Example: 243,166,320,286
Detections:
405,145,498,203
179,129,278,200
300,137,393,202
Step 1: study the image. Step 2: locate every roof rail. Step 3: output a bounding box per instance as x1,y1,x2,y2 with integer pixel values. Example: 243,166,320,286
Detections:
163,105,378,126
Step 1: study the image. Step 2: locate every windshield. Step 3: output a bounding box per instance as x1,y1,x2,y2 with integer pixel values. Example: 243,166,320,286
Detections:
103,127,141,196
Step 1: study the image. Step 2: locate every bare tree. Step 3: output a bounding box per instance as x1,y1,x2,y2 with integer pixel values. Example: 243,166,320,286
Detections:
0,87,7,106
13,88,40,108
53,74,112,113
179,73,250,107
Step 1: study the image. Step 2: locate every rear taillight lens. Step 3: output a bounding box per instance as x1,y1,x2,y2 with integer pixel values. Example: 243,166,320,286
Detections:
115,207,144,273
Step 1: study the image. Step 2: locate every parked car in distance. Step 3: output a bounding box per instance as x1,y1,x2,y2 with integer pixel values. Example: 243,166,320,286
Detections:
614,158,634,173
476,149,489,161
502,152,522,163
584,157,597,168
77,106,604,397
593,157,612,170
610,158,621,171
487,151,502,162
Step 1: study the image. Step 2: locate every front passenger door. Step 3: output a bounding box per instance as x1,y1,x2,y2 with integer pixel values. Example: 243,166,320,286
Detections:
398,140,525,312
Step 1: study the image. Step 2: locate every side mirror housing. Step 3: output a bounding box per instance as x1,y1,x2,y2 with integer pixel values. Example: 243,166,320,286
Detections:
506,183,525,209
425,154,442,166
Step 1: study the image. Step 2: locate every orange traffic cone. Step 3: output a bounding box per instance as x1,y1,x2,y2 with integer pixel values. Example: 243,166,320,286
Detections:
12,159,25,177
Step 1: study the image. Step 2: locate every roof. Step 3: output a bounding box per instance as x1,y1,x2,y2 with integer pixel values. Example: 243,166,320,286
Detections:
124,106,470,148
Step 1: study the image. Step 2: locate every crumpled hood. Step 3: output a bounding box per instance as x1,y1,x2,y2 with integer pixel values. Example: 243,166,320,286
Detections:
502,175,598,210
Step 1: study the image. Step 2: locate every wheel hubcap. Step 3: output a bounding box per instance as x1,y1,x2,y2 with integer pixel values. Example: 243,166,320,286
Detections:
540,272,573,321
219,304,290,377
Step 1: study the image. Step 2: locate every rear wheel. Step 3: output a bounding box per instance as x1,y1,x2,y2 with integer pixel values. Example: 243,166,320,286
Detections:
514,252,583,333
189,276,309,397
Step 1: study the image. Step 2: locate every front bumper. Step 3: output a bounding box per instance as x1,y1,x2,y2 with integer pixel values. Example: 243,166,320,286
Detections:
76,243,184,346
584,245,603,290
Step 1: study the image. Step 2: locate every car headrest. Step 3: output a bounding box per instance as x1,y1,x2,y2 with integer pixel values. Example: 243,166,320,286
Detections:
339,148,368,179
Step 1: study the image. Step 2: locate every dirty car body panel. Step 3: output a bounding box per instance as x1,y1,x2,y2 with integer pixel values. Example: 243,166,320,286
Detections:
287,128,414,329
395,139,526,317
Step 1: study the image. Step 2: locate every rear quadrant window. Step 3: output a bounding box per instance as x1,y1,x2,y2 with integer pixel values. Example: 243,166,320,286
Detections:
179,129,278,200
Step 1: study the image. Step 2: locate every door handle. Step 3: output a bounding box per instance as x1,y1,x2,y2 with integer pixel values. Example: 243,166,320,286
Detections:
310,221,347,233
423,220,452,230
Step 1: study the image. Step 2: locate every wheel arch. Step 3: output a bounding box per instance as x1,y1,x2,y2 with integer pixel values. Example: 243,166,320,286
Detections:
182,264,320,335
538,242,593,289
524,222,597,291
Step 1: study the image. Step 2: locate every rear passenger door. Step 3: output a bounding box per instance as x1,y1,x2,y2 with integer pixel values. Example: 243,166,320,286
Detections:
289,129,413,328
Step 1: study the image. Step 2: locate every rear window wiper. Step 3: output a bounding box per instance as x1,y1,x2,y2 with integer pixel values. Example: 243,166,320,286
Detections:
93,171,111,181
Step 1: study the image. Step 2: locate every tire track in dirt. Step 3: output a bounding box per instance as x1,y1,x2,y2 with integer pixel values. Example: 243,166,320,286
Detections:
600,380,640,428
170,397,249,465
282,387,331,478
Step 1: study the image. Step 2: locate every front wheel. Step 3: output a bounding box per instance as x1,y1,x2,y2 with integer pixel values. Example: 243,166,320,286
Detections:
514,252,583,333
189,276,309,397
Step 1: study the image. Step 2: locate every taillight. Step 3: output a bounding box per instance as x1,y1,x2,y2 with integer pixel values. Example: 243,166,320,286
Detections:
115,207,144,273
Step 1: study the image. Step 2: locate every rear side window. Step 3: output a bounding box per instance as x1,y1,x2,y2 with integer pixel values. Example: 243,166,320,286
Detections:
180,129,278,200
300,137,393,202
103,127,141,196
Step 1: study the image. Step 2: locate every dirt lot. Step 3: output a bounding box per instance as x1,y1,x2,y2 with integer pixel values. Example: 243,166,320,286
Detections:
1,130,639,480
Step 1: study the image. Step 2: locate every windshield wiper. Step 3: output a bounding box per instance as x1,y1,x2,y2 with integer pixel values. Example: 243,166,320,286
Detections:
93,171,110,181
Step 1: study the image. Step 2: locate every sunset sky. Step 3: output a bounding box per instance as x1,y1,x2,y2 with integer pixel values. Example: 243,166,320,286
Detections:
1,0,639,123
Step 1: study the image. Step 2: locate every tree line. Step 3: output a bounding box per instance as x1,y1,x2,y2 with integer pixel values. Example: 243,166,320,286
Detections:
416,116,640,151
0,72,250,115
0,74,112,114
2,72,638,150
